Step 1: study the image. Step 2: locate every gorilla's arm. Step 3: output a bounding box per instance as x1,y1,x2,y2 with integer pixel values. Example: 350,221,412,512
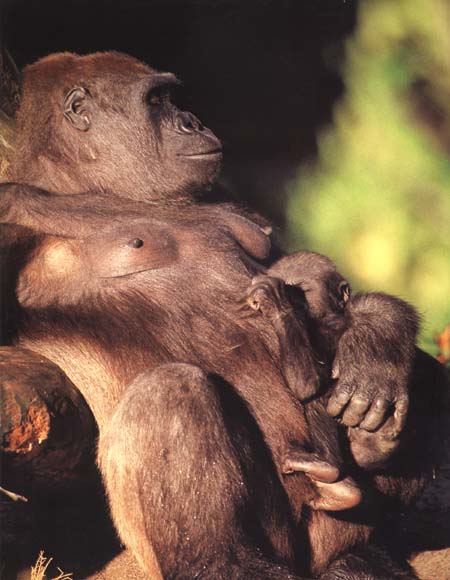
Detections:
239,274,321,401
0,182,146,237
328,292,419,435
0,183,272,262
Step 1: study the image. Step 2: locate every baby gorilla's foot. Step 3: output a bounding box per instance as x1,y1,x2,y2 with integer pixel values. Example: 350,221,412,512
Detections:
282,449,340,482
311,477,362,511
282,448,362,511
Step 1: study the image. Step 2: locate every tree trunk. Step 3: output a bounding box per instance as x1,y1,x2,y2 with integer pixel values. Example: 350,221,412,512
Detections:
1,346,97,497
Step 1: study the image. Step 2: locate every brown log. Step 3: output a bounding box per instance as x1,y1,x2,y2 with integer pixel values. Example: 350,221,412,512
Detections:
1,346,97,495
0,47,20,118
0,46,19,177
0,109,15,176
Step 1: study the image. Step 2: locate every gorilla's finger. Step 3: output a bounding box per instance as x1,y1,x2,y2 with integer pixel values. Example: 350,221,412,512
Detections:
359,398,391,431
327,384,354,417
308,476,362,512
393,396,409,436
341,397,371,427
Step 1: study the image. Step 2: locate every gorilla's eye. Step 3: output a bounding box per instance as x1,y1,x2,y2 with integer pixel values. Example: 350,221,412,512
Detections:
147,87,170,110
149,92,162,107
338,281,351,306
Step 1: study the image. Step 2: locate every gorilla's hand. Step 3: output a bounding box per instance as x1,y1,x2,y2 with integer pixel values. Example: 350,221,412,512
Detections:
327,343,409,436
326,292,418,440
347,415,402,470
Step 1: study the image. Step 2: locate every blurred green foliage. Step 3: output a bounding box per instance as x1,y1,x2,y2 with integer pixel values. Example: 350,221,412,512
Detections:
288,0,450,353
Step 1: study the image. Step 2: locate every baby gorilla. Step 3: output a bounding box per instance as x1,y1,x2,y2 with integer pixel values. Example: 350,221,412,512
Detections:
239,267,361,511
267,251,417,470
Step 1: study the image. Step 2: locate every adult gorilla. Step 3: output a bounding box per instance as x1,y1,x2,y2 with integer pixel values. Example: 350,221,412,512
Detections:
0,52,448,579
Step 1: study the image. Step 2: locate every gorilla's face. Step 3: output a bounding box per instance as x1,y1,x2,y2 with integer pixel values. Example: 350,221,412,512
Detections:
57,52,222,199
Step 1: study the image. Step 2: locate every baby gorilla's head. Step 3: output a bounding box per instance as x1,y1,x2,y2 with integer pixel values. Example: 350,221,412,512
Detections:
268,251,351,319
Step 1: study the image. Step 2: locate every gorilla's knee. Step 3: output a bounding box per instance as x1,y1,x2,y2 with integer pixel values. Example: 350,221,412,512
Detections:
99,364,296,578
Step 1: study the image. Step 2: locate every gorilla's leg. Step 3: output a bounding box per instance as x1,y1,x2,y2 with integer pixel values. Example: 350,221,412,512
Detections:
99,363,307,580
320,545,418,580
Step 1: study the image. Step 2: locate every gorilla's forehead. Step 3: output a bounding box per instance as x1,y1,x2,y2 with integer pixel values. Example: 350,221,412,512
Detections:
23,51,161,90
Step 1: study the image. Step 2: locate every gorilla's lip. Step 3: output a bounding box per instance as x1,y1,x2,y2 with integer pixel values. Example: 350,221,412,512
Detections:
179,148,223,159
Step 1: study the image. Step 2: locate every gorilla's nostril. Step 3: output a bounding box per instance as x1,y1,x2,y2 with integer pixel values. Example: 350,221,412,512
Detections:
181,120,194,133
178,112,204,133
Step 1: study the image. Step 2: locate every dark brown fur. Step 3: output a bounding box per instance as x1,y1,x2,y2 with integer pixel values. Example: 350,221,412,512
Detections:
1,52,448,579
3,193,423,580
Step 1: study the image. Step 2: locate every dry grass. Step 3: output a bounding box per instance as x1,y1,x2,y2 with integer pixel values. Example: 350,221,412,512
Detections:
30,552,73,580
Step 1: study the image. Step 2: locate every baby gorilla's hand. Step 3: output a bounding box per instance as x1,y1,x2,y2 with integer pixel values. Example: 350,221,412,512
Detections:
327,341,409,439
347,416,402,470
327,293,418,468
327,328,410,473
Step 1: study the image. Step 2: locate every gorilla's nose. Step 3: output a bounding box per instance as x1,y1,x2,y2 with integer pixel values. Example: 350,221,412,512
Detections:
177,111,205,134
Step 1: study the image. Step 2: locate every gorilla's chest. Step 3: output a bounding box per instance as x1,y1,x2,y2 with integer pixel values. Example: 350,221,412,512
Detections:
81,225,179,278
16,225,252,341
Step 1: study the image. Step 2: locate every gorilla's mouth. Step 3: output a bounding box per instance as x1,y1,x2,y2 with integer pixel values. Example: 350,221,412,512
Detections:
179,148,222,160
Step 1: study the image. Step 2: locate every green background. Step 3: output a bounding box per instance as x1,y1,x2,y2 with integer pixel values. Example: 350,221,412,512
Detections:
288,0,450,353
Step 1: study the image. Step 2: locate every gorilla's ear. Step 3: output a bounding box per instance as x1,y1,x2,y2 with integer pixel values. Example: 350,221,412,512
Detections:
63,86,92,131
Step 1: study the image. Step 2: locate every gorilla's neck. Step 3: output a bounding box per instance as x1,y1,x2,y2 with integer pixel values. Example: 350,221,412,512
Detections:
7,153,195,202
6,154,89,196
